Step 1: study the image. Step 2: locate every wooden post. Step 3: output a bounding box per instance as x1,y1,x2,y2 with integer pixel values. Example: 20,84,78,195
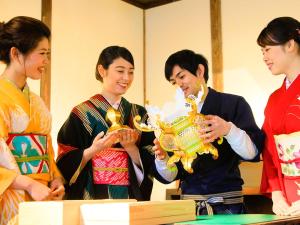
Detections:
210,0,223,91
143,10,148,106
41,0,52,109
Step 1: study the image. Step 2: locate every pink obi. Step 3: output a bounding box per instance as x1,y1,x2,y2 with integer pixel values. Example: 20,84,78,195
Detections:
274,132,300,203
92,148,129,185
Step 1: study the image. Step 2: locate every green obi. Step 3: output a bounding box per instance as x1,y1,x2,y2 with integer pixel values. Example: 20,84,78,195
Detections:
6,134,50,175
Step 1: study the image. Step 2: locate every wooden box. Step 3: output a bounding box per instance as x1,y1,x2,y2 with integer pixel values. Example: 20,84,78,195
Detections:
80,200,195,225
19,199,136,225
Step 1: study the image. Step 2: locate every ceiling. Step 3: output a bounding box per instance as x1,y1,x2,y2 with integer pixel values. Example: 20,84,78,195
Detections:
122,0,180,9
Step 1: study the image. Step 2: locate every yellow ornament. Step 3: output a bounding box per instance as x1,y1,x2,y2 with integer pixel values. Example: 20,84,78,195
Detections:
134,96,222,173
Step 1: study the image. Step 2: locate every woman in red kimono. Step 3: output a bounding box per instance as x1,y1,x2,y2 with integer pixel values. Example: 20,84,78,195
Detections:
258,17,300,216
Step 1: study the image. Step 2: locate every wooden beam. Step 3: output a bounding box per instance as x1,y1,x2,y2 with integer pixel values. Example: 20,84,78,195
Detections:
41,0,52,109
143,10,147,106
210,0,223,91
121,0,180,9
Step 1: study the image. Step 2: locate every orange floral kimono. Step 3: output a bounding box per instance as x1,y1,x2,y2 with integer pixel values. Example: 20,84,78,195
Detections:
0,78,62,225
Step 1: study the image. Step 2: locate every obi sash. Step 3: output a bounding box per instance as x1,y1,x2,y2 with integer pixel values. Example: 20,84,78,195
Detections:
274,131,300,203
6,133,50,175
92,148,129,186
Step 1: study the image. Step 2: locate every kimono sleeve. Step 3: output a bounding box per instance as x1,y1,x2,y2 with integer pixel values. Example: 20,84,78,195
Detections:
56,112,92,185
260,120,281,196
0,167,17,196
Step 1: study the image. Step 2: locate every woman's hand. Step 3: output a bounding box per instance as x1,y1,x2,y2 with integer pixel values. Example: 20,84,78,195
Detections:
83,131,119,165
11,174,51,201
49,177,65,200
89,131,119,155
119,128,139,149
118,128,141,166
271,191,290,215
26,178,52,201
286,200,300,216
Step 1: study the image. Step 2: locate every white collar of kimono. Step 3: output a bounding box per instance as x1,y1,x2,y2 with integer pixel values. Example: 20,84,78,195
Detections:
102,95,121,110
197,89,209,113
285,74,300,89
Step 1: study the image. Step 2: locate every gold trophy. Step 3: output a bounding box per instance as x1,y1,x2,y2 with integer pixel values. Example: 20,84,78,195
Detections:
106,107,129,132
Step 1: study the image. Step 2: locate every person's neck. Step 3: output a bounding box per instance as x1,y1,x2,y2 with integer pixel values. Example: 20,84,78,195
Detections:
285,57,300,83
198,82,208,103
1,67,26,90
100,90,121,105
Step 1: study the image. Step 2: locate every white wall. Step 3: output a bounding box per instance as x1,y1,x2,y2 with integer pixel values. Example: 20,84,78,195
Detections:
222,0,300,127
145,0,212,107
0,0,41,93
51,0,144,152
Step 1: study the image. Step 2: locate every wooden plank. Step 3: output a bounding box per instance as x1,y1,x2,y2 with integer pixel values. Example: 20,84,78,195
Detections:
143,10,147,105
121,0,180,9
41,0,52,109
80,200,195,225
240,161,263,195
19,199,136,225
210,0,223,92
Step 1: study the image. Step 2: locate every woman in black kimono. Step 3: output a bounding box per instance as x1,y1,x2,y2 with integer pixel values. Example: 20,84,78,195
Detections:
56,46,157,200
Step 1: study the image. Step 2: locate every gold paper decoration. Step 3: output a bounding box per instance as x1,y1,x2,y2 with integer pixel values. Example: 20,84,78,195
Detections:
133,97,222,173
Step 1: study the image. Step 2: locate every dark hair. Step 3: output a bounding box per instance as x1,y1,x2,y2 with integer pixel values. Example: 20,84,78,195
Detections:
257,16,300,47
164,49,209,83
0,16,50,64
95,46,134,82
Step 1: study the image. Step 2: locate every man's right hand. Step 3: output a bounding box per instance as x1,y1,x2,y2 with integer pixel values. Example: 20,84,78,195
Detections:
153,138,167,160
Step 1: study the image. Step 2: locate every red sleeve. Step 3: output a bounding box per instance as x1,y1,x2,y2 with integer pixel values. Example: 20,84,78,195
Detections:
260,117,281,196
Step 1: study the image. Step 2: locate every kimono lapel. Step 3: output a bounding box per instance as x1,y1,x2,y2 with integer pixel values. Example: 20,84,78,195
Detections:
0,78,30,116
88,94,111,131
200,88,221,115
118,98,132,126
267,76,300,134
88,95,132,131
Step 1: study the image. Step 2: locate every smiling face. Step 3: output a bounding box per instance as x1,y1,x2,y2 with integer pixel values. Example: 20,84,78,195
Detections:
169,65,204,97
261,44,290,76
22,37,50,80
100,57,134,98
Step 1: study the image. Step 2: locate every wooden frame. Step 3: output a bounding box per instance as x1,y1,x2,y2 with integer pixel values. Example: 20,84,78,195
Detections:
39,0,224,106
41,0,52,109
210,0,223,91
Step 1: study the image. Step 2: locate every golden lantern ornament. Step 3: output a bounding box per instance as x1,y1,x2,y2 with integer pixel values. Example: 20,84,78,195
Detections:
134,88,222,173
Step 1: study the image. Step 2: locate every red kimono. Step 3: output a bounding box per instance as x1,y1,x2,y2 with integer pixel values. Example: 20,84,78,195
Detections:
261,74,300,204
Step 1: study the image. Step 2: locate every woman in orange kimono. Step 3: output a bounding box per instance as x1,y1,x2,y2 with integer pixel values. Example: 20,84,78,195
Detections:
257,17,300,216
0,16,64,225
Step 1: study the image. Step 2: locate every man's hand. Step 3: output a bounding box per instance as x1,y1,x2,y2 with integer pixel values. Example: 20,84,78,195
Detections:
198,115,231,143
153,139,167,160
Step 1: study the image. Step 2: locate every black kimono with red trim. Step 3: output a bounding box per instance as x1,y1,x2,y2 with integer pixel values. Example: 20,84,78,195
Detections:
56,94,156,200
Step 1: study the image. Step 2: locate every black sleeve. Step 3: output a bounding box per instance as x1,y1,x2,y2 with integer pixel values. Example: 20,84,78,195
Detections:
56,112,93,199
